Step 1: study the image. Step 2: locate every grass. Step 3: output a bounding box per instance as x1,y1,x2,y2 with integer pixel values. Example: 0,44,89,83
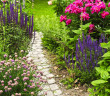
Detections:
33,0,55,18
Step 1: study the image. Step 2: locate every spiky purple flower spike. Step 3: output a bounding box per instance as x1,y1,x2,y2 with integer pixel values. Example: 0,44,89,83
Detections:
15,6,18,24
25,14,28,27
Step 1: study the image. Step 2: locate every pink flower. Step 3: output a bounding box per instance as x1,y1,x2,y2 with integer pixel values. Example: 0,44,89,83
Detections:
23,77,29,81
24,88,27,91
91,5,101,14
1,0,6,3
31,92,34,95
66,19,72,25
0,90,3,94
1,80,4,83
80,12,90,21
108,2,110,7
97,1,106,9
8,88,12,91
4,54,7,58
73,0,83,7
60,15,67,22
95,0,101,3
101,11,109,19
65,4,72,13
89,24,95,33
80,7,86,12
48,1,52,5
85,3,93,7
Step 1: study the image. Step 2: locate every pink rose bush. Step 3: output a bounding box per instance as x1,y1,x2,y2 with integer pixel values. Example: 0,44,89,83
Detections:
60,0,110,33
0,51,47,96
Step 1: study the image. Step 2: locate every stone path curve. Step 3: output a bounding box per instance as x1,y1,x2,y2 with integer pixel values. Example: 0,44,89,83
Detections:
27,32,64,96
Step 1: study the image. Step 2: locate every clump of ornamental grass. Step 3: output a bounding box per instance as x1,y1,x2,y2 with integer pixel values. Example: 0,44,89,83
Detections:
64,33,107,84
0,50,47,96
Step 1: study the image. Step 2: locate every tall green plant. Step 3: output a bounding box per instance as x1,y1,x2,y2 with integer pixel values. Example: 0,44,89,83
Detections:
88,41,110,96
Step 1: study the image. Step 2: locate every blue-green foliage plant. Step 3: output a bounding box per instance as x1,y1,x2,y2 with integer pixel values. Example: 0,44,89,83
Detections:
88,41,110,96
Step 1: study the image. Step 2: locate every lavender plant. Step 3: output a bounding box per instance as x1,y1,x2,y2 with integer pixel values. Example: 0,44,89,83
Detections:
0,50,46,96
64,33,107,84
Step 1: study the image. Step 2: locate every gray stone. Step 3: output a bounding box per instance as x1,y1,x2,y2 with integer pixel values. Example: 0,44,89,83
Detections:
37,66,43,70
47,78,55,84
46,74,54,78
43,71,50,75
50,84,59,90
43,85,50,90
42,76,47,79
47,91,54,96
41,68,49,72
43,65,50,68
54,90,62,95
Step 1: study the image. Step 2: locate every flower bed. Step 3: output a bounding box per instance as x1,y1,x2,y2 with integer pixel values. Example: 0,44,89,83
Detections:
0,50,46,96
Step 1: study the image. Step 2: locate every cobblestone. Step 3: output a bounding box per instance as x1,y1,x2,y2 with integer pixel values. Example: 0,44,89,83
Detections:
27,32,64,96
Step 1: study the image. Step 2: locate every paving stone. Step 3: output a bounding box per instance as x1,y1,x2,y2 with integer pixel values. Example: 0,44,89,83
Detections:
43,85,50,90
46,74,54,78
41,68,49,72
38,91,44,96
47,78,55,84
43,71,50,76
54,90,62,95
27,32,64,96
43,65,50,68
37,66,43,70
50,84,59,90
46,91,54,96
42,76,47,79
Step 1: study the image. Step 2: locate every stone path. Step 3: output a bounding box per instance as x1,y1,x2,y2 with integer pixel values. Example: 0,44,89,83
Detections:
27,32,64,96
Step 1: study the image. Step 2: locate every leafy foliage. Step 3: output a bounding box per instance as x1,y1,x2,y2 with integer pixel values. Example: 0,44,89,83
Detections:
88,41,110,96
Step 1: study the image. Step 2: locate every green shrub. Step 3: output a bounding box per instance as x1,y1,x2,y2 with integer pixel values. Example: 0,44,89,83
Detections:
0,24,30,59
88,41,110,96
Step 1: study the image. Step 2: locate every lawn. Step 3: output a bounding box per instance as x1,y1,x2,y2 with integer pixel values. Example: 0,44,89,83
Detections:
33,0,55,19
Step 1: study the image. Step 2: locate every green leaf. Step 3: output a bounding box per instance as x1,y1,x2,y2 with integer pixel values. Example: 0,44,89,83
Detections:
97,60,104,64
105,29,110,33
101,70,109,80
91,80,108,86
105,89,110,93
81,22,91,30
107,66,110,72
73,29,82,34
101,42,110,49
102,51,110,57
